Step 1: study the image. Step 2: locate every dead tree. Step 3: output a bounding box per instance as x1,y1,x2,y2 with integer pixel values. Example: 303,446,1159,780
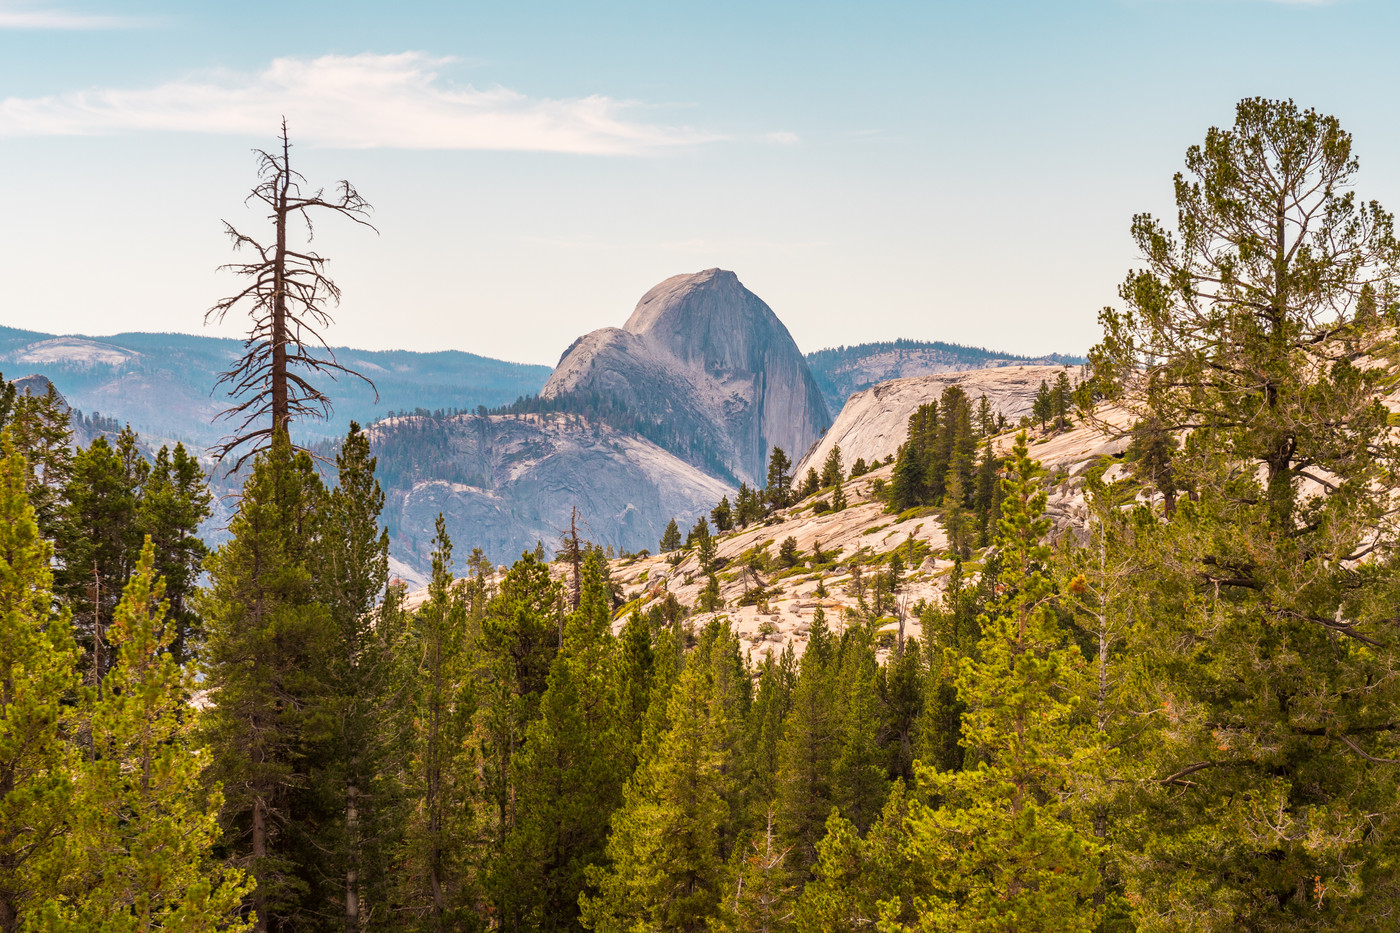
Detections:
206,118,378,467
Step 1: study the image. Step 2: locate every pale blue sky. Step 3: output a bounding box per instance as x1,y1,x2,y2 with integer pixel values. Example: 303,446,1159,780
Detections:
2,0,1398,364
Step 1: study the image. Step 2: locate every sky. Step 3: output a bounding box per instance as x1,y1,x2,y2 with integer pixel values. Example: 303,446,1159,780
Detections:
3,0,1400,366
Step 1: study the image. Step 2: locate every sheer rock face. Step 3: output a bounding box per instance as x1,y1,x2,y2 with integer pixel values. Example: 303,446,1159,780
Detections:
542,269,831,485
370,412,735,575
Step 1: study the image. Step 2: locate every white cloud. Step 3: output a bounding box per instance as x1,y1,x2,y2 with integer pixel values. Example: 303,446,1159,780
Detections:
0,52,720,154
0,2,145,28
762,131,800,145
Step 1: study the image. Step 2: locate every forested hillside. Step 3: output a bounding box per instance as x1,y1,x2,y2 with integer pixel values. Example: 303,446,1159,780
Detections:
0,97,1399,933
806,338,1085,412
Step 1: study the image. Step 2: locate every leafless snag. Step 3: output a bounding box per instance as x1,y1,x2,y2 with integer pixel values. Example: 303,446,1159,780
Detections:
206,118,379,469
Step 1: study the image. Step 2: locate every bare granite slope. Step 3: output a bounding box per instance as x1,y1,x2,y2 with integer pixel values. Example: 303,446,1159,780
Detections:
370,412,734,579
543,269,831,485
796,364,1077,477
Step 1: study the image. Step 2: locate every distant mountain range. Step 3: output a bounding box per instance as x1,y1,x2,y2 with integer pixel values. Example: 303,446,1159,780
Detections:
806,338,1085,413
1,287,1085,579
0,325,553,449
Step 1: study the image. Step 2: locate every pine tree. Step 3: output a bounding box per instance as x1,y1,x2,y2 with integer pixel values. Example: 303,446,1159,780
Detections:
199,431,335,933
792,785,920,933
976,396,995,438
1092,98,1400,931
1051,370,1073,430
661,518,683,553
710,497,734,533
821,446,844,489
1032,381,1052,432
137,442,212,664
897,433,1100,933
0,432,81,933
848,458,869,480
499,549,629,933
317,422,395,931
55,431,146,684
765,448,793,512
889,444,922,513
47,540,251,931
830,481,847,513
3,383,72,539
775,633,839,874
581,622,747,933
397,517,480,929
714,809,794,933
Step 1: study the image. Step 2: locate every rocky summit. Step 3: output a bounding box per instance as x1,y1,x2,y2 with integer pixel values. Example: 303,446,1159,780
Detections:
542,269,831,485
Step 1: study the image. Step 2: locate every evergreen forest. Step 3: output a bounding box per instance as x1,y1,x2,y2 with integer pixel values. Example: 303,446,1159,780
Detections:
2,97,1400,933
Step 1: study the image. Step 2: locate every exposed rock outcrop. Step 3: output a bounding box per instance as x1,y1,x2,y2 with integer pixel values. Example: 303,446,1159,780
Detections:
542,269,831,485
370,412,734,573
796,364,1075,477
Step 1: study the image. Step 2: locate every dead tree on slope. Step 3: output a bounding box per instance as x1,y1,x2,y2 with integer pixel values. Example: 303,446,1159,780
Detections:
206,118,378,468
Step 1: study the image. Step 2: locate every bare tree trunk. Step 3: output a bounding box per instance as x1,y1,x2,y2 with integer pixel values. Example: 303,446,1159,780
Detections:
271,124,291,437
568,507,582,611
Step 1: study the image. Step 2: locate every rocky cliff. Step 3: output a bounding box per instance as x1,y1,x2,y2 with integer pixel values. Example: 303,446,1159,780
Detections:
542,269,831,485
796,364,1075,477
369,412,735,579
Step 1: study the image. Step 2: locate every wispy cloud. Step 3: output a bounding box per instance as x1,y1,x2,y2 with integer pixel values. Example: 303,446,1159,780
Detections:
762,131,800,145
0,2,147,29
0,52,720,154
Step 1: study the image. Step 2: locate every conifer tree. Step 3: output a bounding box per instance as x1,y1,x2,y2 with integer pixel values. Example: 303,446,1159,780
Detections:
317,422,396,930
800,469,821,500
199,431,335,932
478,552,563,866
765,448,793,512
56,431,146,683
710,496,734,533
1032,381,1052,431
137,442,213,664
499,549,628,932
821,446,844,488
0,433,81,933
397,517,479,929
1092,98,1400,931
1051,370,1073,430
776,634,840,873
792,785,920,933
827,624,887,834
889,444,922,514
975,396,995,438
3,383,72,539
661,518,683,553
897,433,1099,933
830,481,847,513
48,540,251,931
582,622,747,933
848,458,869,480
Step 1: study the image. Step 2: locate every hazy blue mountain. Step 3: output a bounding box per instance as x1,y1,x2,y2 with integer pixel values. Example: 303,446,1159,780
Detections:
0,325,552,448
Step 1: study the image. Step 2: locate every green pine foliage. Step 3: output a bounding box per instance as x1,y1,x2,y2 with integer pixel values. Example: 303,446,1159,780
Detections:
45,540,251,931
898,433,1101,933
0,432,82,931
198,431,337,931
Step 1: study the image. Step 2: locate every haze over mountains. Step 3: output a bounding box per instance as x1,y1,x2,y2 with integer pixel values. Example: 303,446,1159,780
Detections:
1,270,1083,578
